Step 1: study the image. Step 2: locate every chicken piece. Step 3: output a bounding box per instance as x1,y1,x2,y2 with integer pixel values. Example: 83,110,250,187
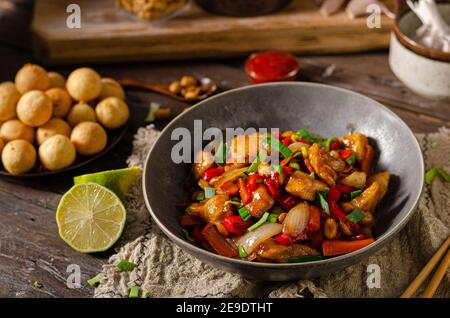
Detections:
188,193,232,223
308,143,340,186
340,133,368,162
245,185,274,218
285,171,329,201
350,181,381,212
229,133,263,167
367,171,391,200
256,239,320,263
192,150,215,180
340,171,367,188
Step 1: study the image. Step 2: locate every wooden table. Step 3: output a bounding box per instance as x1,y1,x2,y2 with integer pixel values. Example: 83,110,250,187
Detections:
0,1,449,298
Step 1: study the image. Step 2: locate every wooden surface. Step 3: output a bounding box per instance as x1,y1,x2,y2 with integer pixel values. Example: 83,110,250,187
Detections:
32,0,394,65
0,0,449,298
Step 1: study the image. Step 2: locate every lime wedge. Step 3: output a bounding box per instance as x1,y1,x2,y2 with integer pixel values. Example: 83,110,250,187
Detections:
56,183,126,253
74,167,142,200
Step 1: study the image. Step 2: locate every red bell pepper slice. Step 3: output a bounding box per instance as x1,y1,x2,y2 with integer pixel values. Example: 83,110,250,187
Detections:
192,225,204,242
201,224,238,258
201,166,225,181
264,172,280,198
322,238,374,256
336,184,356,194
329,201,347,220
273,233,294,246
276,194,297,211
307,205,321,232
247,173,263,193
351,233,367,241
222,216,253,236
327,186,341,202
330,140,342,150
339,149,353,161
238,178,252,205
281,137,292,146
282,166,293,175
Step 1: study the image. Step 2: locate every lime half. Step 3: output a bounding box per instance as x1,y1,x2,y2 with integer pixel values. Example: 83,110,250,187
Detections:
74,167,142,201
56,183,126,253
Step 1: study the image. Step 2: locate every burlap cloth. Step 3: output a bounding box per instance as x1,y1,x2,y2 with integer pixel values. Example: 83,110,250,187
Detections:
94,125,449,298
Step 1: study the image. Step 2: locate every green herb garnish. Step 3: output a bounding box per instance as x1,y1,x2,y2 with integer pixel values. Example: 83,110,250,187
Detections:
128,286,140,298
350,189,363,200
246,212,269,232
33,281,43,289
318,191,330,215
346,208,365,224
239,246,247,258
116,260,136,272
268,213,279,223
238,206,251,222
87,273,104,287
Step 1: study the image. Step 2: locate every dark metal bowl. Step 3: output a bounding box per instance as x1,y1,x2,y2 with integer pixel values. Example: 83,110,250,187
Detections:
195,0,292,17
143,82,424,281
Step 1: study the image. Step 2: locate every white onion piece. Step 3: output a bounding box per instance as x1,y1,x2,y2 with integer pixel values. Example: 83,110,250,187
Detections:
212,167,248,188
234,223,282,254
283,202,310,237
288,142,310,153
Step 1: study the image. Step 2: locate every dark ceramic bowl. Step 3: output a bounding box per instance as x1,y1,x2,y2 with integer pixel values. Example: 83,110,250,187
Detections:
143,82,424,281
195,0,292,17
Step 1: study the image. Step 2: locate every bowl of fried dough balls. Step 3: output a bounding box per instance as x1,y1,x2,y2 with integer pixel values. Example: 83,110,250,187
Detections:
0,64,129,177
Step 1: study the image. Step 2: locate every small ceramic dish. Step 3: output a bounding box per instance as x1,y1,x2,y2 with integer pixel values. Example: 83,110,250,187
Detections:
389,1,450,100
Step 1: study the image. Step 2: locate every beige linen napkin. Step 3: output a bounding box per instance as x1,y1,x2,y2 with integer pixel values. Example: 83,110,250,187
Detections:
94,125,449,298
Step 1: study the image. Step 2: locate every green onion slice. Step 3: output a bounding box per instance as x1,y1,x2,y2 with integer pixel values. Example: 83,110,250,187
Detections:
287,255,326,263
425,167,439,184
215,141,227,166
116,260,136,271
239,246,247,258
437,168,450,182
289,162,300,170
309,172,315,179
33,281,43,289
182,229,196,243
264,136,292,159
145,102,160,123
246,212,269,232
297,129,315,144
204,187,215,199
247,152,266,173
350,189,363,200
272,164,283,175
128,286,140,298
268,213,279,223
87,273,104,287
238,206,251,222
346,153,356,165
318,191,330,215
325,136,338,151
346,208,366,224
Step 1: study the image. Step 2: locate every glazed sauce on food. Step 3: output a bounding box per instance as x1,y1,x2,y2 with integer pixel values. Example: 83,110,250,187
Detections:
245,51,300,84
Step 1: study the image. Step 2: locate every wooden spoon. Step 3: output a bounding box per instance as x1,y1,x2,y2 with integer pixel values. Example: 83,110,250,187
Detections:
117,77,217,103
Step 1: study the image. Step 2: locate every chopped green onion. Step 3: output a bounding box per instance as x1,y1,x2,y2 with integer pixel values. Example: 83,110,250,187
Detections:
287,255,326,263
215,141,227,166
195,192,205,201
297,129,315,144
272,164,283,175
247,152,266,173
264,136,292,159
142,292,151,298
289,162,300,170
293,151,302,158
325,136,338,151
225,200,241,206
145,102,160,123
239,246,247,258
291,134,300,143
231,196,240,202
301,146,308,159
128,286,140,298
425,167,439,184
346,208,366,224
87,273,104,287
268,213,279,223
309,172,315,179
346,153,356,165
182,229,196,243
350,189,363,200
33,281,43,289
318,191,330,215
238,206,251,222
116,260,136,271
247,212,269,232
437,168,450,182
204,187,215,199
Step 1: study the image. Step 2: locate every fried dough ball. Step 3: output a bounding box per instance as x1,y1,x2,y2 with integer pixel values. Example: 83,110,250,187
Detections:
15,64,50,94
36,118,71,145
2,139,36,174
45,88,72,118
38,135,76,170
0,119,34,143
66,67,102,102
95,97,129,129
48,72,66,88
17,90,53,127
98,78,125,100
70,122,107,156
0,82,21,121
66,103,96,127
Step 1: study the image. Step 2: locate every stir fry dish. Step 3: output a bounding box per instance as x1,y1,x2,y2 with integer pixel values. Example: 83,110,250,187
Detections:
179,130,391,263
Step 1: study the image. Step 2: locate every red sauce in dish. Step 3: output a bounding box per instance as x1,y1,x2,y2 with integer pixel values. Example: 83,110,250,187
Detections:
245,51,300,84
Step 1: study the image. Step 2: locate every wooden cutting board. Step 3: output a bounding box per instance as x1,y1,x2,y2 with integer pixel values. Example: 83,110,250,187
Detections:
32,0,394,65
